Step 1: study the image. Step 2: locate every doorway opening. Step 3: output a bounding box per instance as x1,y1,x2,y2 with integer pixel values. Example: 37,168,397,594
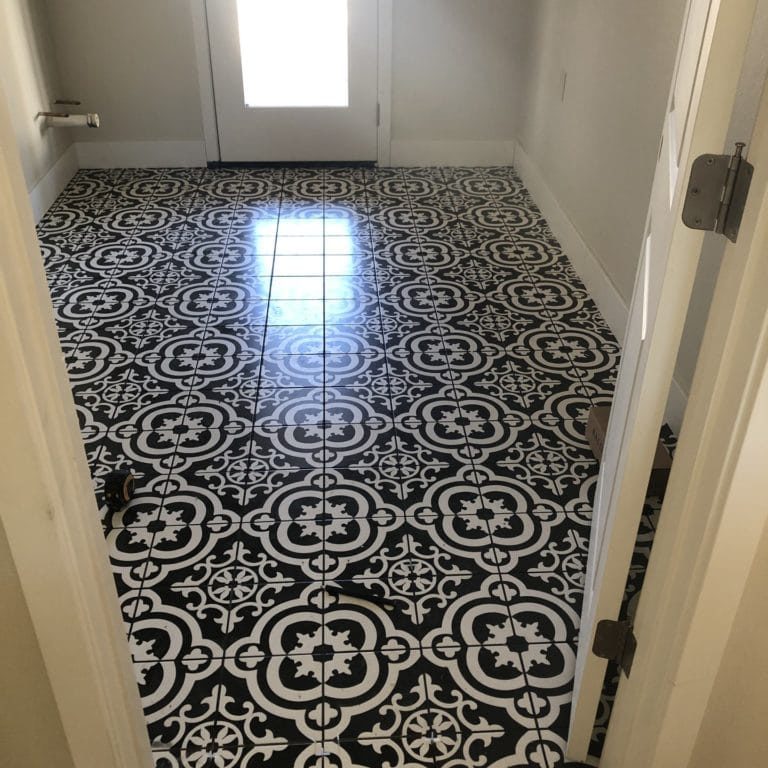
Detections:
207,0,378,162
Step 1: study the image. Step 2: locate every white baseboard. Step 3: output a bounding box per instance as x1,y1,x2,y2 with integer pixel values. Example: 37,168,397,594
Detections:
513,140,688,433
389,140,516,167
28,144,79,223
513,141,629,342
75,141,207,169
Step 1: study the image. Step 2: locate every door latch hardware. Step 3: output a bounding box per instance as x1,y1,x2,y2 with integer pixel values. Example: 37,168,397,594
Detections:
682,141,753,242
592,619,637,677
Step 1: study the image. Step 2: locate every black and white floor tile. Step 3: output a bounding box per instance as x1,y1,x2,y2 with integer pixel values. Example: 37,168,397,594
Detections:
39,166,620,767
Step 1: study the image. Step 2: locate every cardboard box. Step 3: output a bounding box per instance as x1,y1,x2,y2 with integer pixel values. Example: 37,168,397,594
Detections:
586,406,673,499
586,406,611,461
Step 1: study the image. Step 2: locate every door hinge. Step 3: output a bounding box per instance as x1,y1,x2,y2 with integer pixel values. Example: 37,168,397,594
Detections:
376,102,381,127
593,619,637,677
682,141,754,243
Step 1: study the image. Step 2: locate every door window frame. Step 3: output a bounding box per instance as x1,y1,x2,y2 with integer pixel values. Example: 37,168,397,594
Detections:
189,0,393,165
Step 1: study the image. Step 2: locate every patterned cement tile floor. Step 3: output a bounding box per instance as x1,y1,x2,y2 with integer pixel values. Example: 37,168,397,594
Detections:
38,166,618,768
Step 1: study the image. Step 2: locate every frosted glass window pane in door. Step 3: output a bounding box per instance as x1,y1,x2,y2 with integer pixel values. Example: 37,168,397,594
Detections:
236,0,349,108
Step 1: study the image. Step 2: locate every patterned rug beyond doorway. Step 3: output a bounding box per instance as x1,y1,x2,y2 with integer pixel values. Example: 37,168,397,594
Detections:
38,166,618,768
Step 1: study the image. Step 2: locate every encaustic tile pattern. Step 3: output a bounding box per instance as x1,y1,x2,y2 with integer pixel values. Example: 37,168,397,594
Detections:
39,166,618,767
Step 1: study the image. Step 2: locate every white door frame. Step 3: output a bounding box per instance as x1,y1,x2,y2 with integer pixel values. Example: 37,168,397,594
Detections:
376,0,393,166
0,88,152,766
567,0,762,757
188,0,393,165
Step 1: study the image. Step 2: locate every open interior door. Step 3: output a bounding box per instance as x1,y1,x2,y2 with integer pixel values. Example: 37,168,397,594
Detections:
567,0,761,759
603,67,768,768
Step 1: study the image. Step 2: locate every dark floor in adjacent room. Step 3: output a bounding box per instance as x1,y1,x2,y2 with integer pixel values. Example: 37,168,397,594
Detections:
38,166,618,768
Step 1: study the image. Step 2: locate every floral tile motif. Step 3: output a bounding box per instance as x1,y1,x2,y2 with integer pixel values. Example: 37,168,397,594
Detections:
40,166,620,764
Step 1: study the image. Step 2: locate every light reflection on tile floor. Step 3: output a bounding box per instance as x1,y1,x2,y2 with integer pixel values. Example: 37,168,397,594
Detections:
39,166,619,768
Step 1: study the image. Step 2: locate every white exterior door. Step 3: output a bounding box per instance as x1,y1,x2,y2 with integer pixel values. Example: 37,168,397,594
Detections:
567,0,761,759
206,0,379,162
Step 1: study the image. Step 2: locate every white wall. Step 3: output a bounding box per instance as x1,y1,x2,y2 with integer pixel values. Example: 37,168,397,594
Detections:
40,0,529,168
0,0,77,215
517,0,686,305
44,0,206,167
390,0,529,165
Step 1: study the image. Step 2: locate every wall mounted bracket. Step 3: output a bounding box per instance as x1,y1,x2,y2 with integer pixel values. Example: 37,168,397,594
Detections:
682,141,754,243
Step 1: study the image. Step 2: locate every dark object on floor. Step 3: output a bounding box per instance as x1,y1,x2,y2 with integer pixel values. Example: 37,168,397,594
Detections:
325,583,397,608
647,439,673,497
585,406,611,459
586,405,673,497
103,470,135,512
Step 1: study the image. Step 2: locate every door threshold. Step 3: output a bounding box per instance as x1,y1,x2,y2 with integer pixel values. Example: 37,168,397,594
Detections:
207,160,377,169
